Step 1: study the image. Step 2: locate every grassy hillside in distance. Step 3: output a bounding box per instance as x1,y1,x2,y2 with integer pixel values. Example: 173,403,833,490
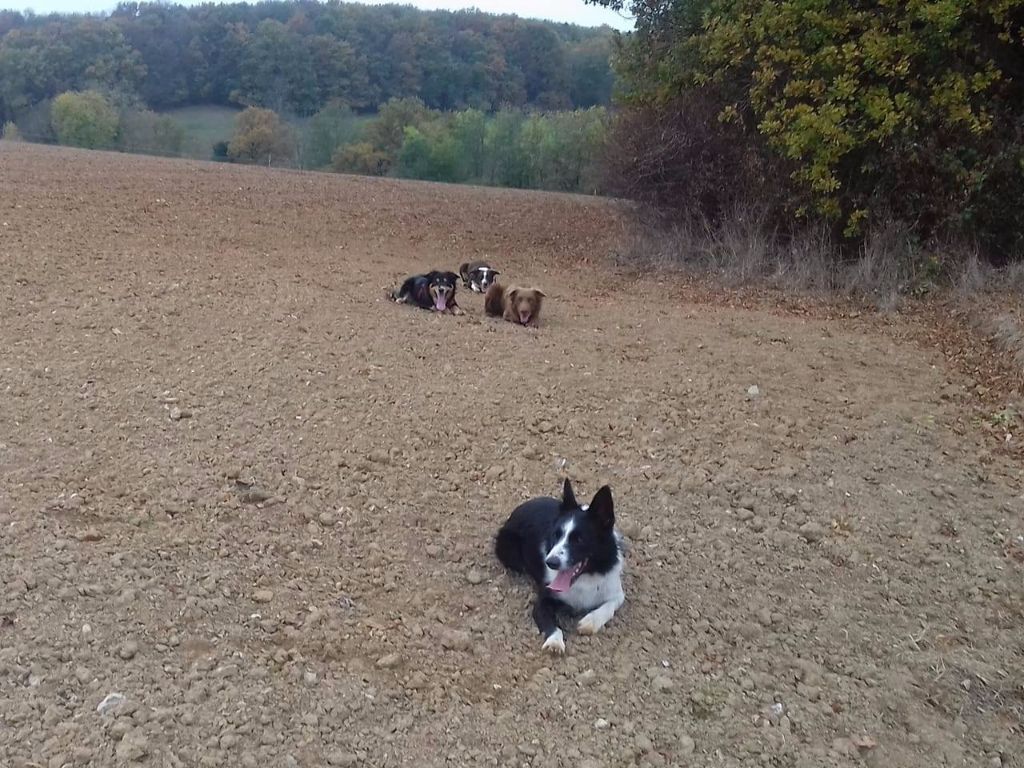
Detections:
161,105,238,159
162,105,377,161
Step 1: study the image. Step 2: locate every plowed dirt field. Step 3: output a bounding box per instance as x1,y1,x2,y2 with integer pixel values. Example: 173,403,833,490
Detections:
1,143,1021,768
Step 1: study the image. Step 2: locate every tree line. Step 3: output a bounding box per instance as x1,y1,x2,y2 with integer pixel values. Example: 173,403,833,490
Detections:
225,97,607,193
2,89,607,196
3,89,187,157
0,1,615,127
594,0,1024,264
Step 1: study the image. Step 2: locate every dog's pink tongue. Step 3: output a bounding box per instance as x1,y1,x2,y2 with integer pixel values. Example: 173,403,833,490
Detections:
549,569,574,593
434,295,447,311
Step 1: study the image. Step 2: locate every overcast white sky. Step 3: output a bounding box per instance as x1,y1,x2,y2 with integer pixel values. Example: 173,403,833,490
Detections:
10,0,635,31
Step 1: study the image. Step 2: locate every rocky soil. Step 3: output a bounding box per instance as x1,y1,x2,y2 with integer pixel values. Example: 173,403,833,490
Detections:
1,143,1021,768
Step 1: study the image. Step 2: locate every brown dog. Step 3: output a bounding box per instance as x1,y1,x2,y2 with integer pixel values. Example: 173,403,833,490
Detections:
484,283,546,326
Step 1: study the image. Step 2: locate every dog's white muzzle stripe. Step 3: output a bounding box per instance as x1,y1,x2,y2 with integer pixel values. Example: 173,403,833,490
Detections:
544,518,575,570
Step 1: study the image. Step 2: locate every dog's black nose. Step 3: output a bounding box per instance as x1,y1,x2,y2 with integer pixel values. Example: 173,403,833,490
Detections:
545,557,561,570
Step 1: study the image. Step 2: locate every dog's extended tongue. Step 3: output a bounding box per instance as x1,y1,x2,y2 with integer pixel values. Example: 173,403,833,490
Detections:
549,569,575,593
434,295,447,311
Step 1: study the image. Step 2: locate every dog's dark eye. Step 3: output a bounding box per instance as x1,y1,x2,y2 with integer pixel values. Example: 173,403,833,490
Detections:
569,531,582,543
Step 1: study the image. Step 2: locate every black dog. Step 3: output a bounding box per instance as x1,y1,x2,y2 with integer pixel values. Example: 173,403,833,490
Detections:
390,271,463,315
459,261,500,293
495,479,625,654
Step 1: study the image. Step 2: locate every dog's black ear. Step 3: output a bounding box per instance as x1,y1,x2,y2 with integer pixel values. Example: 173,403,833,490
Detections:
459,263,468,274
588,486,614,529
560,478,578,511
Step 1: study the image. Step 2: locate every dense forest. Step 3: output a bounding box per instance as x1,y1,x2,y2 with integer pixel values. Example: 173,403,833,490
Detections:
0,1,616,125
595,0,1024,263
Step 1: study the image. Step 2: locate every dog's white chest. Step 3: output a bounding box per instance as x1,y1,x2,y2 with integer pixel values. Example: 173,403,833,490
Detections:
559,562,623,613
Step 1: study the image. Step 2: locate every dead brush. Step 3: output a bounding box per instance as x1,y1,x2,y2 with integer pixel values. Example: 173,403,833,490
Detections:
619,209,1024,315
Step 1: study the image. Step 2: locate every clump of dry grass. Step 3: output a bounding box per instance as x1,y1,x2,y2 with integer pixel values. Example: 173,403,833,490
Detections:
621,209,1024,315
975,313,1024,372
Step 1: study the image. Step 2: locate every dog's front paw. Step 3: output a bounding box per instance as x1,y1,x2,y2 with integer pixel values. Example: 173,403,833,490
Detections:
577,610,606,636
451,306,465,316
541,629,565,655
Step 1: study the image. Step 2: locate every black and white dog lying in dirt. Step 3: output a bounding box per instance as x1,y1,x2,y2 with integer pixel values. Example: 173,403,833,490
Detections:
459,260,499,293
495,479,625,654
389,271,463,315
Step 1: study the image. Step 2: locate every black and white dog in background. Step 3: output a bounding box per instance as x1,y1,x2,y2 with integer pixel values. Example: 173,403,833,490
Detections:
459,260,500,293
495,479,625,654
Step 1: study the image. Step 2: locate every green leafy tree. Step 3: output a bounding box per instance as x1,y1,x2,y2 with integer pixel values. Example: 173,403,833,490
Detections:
696,0,1022,234
119,108,185,155
2,4,614,122
0,11,23,38
0,19,145,123
533,108,608,192
382,32,422,102
0,33,53,121
484,109,528,187
63,20,147,93
332,141,391,176
567,37,615,108
451,108,487,181
448,30,505,110
364,97,430,155
301,99,362,169
51,90,119,149
227,106,295,165
591,0,1024,254
12,98,54,142
518,115,554,188
396,122,460,183
500,21,569,105
118,4,189,108
235,19,318,115
324,104,607,192
2,120,21,140
308,35,373,110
